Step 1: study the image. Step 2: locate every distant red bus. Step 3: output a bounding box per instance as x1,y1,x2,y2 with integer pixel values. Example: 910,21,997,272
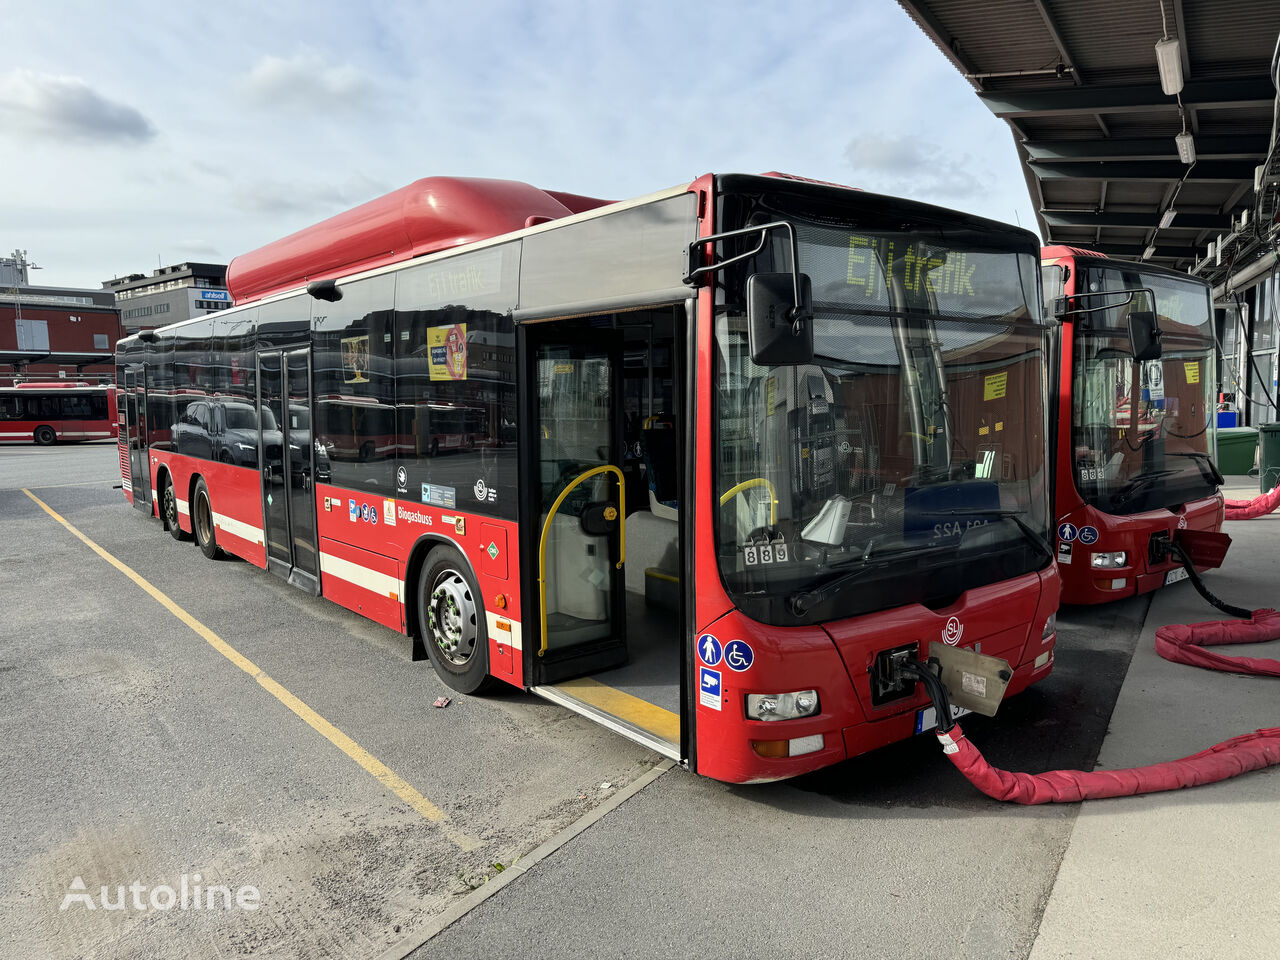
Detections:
0,382,118,444
1041,246,1224,604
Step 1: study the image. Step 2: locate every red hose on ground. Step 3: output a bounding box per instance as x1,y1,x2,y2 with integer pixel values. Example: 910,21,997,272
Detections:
936,609,1280,803
1224,484,1280,520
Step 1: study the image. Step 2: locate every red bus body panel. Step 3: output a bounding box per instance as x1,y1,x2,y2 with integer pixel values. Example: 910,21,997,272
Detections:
1044,246,1225,605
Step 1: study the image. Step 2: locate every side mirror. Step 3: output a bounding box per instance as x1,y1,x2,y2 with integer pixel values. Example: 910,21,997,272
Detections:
1128,310,1162,361
747,273,813,366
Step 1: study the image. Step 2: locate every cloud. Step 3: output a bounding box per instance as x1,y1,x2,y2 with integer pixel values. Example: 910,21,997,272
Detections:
240,49,372,108
172,241,223,258
844,134,988,204
230,173,393,219
0,69,156,143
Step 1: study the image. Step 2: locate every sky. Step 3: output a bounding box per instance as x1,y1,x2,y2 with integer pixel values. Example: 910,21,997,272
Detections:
0,0,1040,290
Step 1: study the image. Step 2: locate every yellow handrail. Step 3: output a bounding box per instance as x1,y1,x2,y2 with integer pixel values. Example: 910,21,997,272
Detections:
719,477,778,525
538,465,626,656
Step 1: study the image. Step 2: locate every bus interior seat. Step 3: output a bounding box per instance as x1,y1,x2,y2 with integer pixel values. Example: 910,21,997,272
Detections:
643,417,679,522
633,416,680,609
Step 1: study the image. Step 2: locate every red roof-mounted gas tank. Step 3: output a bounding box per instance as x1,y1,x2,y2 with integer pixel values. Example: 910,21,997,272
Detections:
226,176,611,304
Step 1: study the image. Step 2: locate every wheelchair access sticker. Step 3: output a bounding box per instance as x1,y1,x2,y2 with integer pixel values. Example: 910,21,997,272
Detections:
724,640,754,672
699,667,722,710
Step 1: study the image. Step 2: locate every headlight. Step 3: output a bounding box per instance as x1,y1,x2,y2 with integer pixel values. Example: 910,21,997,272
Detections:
1090,551,1127,568
235,442,255,451
1041,613,1057,640
745,690,819,721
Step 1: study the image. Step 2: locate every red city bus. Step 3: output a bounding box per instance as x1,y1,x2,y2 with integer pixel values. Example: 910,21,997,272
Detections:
1041,246,1225,604
0,382,117,444
117,175,1059,783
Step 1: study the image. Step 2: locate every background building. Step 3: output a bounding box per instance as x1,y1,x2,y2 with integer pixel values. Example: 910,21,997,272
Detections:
103,262,231,336
1,250,120,386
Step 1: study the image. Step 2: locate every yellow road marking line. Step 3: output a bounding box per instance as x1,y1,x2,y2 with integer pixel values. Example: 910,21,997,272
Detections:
554,677,680,744
23,488,479,852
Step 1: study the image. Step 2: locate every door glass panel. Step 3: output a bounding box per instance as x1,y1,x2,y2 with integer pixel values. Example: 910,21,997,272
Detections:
285,349,317,578
259,352,290,566
537,345,618,650
124,370,147,506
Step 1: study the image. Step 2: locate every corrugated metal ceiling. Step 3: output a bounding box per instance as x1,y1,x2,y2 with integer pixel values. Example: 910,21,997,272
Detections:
897,0,1280,277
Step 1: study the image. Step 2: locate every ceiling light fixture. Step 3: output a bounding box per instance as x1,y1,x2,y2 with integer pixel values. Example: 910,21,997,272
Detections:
1155,37,1183,95
1154,1,1184,95
1142,245,1157,261
1175,130,1196,164
1159,208,1177,229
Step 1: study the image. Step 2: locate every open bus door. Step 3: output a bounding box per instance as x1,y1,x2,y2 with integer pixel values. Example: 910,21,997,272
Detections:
521,318,684,762
123,365,151,513
256,346,320,593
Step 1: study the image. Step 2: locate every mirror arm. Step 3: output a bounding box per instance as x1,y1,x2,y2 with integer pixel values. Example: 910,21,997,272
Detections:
684,221,808,330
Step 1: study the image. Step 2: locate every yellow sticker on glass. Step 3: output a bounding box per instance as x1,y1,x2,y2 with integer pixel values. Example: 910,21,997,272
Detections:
984,372,1008,401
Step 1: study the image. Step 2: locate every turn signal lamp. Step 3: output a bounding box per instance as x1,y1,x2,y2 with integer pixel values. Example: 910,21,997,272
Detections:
1091,551,1127,569
750,734,824,758
1041,613,1057,641
746,690,819,721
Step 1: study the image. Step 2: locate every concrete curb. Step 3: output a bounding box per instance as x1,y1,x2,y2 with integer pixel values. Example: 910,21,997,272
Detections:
373,758,676,960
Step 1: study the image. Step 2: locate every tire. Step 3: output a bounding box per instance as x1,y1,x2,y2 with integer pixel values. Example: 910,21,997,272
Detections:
162,474,188,541
418,546,496,694
191,478,222,559
34,426,56,446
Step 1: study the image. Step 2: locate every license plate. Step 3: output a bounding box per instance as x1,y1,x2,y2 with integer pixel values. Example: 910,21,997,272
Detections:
1165,567,1190,585
914,704,972,734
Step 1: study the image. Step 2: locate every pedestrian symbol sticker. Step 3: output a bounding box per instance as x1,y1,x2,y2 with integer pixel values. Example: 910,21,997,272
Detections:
1058,522,1078,542
1078,525,1099,545
699,667,722,710
724,639,754,672
698,634,723,666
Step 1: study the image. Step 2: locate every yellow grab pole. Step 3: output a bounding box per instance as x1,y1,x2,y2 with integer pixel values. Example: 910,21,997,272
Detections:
538,465,626,656
719,477,778,525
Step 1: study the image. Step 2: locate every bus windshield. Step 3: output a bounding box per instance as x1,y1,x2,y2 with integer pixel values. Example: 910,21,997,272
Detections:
715,208,1050,625
1072,266,1217,514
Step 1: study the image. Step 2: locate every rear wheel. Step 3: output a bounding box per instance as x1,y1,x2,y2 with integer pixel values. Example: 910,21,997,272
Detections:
419,546,496,694
192,478,222,559
34,426,56,446
162,474,187,541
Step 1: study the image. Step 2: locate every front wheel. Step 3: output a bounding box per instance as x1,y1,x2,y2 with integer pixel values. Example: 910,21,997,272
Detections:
191,478,222,559
162,474,188,541
419,546,496,694
34,426,56,446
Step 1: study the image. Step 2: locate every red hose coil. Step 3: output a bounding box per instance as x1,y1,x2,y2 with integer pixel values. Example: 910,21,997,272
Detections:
937,609,1280,803
1223,485,1280,520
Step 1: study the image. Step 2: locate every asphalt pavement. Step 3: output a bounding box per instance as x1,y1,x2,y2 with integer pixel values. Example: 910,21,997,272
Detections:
3,445,1274,960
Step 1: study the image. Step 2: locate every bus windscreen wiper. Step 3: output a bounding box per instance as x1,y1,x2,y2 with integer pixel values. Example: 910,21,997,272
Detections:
1112,469,1180,505
788,543,957,616
925,508,1053,565
1166,451,1225,486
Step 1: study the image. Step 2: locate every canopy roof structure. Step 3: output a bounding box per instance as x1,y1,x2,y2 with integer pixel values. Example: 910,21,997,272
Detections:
897,0,1280,292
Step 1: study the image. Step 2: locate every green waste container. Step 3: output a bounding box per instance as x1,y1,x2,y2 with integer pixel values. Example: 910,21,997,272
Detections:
1259,422,1280,493
1216,426,1259,477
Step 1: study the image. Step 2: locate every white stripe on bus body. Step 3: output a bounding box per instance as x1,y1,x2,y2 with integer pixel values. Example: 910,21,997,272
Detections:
211,511,264,546
175,497,189,517
486,611,523,651
319,552,404,602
